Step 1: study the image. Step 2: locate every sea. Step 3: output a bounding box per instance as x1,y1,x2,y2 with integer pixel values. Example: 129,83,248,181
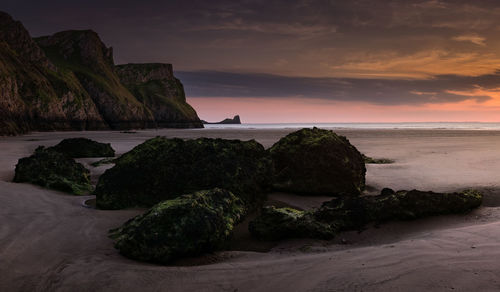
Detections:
203,122,500,130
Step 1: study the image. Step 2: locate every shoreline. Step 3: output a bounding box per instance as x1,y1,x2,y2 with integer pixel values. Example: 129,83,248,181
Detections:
2,128,500,291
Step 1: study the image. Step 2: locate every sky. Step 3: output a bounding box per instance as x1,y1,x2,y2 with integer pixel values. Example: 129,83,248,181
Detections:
4,0,500,123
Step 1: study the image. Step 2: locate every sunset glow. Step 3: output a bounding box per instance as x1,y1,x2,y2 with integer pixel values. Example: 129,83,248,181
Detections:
7,0,500,122
188,96,500,123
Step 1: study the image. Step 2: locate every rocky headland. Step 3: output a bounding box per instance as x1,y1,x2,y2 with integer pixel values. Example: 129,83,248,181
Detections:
202,115,241,124
0,11,202,135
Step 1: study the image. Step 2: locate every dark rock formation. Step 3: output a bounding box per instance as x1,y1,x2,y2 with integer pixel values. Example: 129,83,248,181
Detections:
202,115,241,125
0,12,107,135
115,63,203,128
0,11,202,135
94,137,273,210
36,30,153,130
249,206,335,241
109,188,245,264
362,154,394,164
249,189,483,241
0,11,54,69
360,188,483,222
269,127,366,196
48,137,115,158
13,146,92,194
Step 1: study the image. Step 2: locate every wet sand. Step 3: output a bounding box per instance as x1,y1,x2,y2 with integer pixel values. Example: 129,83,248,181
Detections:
2,128,500,291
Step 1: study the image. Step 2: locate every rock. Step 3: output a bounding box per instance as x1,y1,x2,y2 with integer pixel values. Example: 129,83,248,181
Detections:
94,137,273,209
202,115,241,124
115,63,203,128
36,30,155,130
13,146,92,194
250,189,482,241
0,11,54,69
248,206,336,241
0,12,107,135
48,137,115,158
269,127,366,196
313,196,371,231
0,11,203,135
316,189,483,227
362,154,394,164
109,188,245,264
364,189,483,221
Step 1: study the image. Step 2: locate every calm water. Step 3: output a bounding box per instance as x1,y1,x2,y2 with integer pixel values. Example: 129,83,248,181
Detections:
204,122,500,130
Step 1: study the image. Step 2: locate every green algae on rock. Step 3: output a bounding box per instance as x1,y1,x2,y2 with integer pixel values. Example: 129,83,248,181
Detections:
48,137,115,158
95,137,273,209
362,188,483,222
362,154,394,164
109,188,245,264
13,146,92,194
269,127,366,196
248,206,336,241
250,189,482,241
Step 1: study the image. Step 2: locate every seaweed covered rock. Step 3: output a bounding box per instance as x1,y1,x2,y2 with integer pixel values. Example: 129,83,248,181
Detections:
270,127,365,196
109,188,245,264
248,206,335,241
250,189,482,241
13,146,92,194
95,137,272,209
313,196,371,231
49,137,115,158
363,188,483,221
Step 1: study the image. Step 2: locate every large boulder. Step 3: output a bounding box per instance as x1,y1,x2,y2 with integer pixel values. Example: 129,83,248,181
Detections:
109,188,245,264
48,137,115,158
250,189,482,241
95,137,273,209
269,127,366,196
248,206,336,241
13,146,92,194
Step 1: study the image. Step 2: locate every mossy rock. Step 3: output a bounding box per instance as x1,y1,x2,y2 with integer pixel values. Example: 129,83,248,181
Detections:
270,127,366,196
364,188,483,221
13,146,92,195
95,137,273,209
109,188,245,264
48,137,115,158
250,189,482,241
362,154,394,164
248,206,336,241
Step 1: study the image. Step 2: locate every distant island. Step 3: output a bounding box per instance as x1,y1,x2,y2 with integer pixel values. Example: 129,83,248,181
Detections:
0,11,203,135
202,115,241,124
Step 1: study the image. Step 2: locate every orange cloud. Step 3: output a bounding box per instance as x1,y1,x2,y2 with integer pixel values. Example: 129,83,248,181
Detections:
452,34,486,46
327,50,500,79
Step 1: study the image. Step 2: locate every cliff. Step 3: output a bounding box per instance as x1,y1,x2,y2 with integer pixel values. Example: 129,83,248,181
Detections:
0,11,202,135
0,12,106,134
116,63,203,128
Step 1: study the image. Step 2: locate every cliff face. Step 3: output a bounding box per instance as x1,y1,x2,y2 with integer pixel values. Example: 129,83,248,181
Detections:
0,12,107,135
0,11,202,135
116,63,203,128
36,30,155,129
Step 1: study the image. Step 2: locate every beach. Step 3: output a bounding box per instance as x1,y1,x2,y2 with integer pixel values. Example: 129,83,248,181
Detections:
2,128,500,291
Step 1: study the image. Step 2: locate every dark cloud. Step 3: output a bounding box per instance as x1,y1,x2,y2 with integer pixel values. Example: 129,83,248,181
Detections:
3,0,500,106
177,70,498,105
